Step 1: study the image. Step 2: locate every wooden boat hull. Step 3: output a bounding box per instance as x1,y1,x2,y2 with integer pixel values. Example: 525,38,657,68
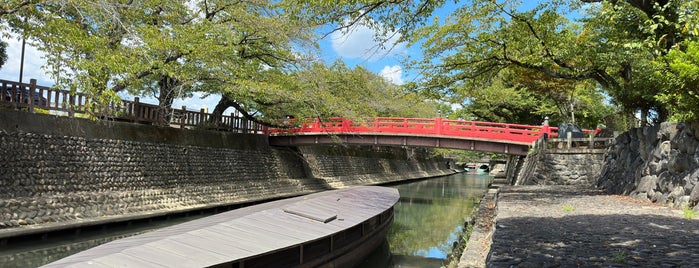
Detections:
43,186,399,268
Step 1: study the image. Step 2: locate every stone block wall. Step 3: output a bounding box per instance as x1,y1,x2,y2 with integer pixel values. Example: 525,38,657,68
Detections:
596,122,699,209
523,153,605,185
0,130,321,233
0,110,453,237
299,146,455,188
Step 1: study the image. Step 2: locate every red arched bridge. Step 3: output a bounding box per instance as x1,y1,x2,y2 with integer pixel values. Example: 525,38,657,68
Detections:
267,118,576,156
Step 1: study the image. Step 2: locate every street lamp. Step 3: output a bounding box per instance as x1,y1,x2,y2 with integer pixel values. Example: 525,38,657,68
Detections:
19,17,27,85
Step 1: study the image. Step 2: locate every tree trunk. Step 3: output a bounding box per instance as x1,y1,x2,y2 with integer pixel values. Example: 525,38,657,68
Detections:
210,95,236,123
156,75,178,125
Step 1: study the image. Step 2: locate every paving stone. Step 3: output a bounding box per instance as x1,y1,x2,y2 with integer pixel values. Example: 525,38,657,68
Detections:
487,185,699,268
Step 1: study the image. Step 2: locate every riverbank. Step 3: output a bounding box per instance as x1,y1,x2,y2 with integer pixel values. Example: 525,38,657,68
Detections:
463,185,699,267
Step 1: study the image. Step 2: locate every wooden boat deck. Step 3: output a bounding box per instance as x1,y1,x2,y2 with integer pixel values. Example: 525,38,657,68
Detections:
42,186,399,268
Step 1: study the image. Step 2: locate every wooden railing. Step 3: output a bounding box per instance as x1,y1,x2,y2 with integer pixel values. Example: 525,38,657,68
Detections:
268,117,557,144
1,79,89,116
0,79,265,134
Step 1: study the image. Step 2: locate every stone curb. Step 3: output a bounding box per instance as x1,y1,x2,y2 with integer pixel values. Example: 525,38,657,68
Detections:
458,186,499,268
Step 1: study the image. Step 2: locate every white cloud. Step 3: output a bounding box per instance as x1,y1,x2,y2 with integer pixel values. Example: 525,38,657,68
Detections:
330,21,405,62
0,31,53,85
379,65,404,85
173,92,221,113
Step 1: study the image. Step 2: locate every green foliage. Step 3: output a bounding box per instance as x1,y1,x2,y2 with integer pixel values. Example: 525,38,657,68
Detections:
682,204,695,219
3,1,319,121
562,204,575,212
3,0,698,124
432,148,499,166
274,61,437,121
343,0,698,124
611,250,628,263
661,40,699,121
0,40,6,68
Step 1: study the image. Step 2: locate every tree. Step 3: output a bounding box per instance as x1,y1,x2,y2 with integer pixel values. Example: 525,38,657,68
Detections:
661,40,699,121
1,0,48,70
11,1,316,124
286,0,698,124
254,60,437,122
0,41,6,68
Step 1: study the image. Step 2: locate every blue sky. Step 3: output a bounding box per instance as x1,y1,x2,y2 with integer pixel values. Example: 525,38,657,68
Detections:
0,1,561,113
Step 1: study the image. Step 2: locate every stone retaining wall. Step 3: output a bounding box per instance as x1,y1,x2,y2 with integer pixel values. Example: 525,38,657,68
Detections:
515,151,604,186
0,110,452,237
596,122,699,209
525,153,604,185
299,146,454,188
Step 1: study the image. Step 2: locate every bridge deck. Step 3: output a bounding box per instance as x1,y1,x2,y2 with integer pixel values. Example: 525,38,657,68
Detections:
43,186,399,268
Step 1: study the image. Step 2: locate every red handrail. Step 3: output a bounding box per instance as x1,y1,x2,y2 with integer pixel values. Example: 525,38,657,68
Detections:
268,117,570,144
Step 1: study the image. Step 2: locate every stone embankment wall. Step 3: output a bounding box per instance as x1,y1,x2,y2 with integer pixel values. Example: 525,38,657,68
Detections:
596,122,699,209
0,110,453,237
300,146,453,188
515,147,605,186
519,153,605,185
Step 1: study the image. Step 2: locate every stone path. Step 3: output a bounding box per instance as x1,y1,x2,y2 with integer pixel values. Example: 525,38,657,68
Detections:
487,185,699,267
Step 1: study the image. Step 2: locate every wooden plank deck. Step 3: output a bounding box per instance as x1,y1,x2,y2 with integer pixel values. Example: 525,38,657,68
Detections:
42,186,399,268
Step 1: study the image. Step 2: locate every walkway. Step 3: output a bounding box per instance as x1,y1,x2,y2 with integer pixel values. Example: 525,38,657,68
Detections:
487,185,699,267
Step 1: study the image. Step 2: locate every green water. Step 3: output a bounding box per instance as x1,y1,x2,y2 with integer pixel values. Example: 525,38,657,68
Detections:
0,172,490,268
358,172,491,267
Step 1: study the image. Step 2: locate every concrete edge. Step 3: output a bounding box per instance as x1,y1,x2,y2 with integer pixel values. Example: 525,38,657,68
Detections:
458,186,500,268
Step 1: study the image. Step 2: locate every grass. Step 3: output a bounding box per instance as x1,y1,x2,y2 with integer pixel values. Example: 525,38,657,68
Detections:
562,204,575,212
682,205,694,219
611,250,627,263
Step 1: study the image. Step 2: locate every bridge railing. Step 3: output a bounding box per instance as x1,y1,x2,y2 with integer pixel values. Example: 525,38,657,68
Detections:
268,117,562,144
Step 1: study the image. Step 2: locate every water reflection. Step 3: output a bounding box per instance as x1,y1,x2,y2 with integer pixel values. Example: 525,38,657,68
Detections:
358,172,490,268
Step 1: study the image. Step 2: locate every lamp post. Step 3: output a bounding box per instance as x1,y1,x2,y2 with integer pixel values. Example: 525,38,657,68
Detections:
19,37,26,84
19,16,27,85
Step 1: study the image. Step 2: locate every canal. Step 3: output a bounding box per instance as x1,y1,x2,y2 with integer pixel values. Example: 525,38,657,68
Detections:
358,172,490,267
0,172,490,267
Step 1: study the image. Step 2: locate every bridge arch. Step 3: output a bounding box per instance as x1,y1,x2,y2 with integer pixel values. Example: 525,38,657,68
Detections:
267,118,559,156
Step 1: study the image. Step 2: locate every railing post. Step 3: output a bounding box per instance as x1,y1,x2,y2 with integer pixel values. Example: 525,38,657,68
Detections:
342,118,350,132
180,106,187,128
199,108,206,128
541,116,550,139
435,117,442,135
133,97,141,121
28,79,36,113
68,93,75,118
